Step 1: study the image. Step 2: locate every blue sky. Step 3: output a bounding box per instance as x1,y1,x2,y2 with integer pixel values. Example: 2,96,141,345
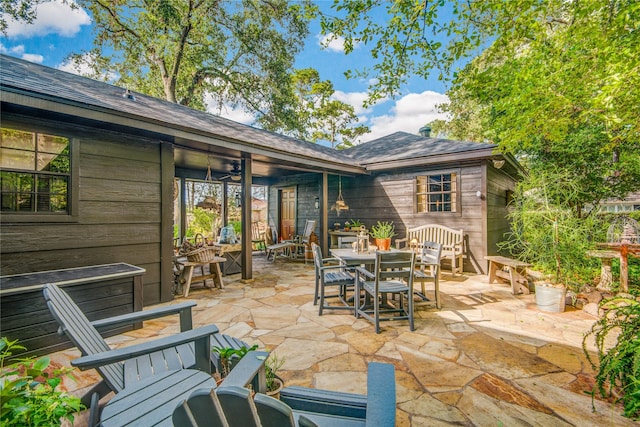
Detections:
1,0,451,143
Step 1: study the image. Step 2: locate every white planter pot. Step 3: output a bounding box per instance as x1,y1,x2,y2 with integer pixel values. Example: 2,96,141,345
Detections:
535,283,567,313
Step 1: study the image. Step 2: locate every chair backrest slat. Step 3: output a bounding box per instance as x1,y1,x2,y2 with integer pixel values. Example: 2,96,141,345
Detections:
173,388,229,427
42,283,125,392
254,393,297,427
375,251,415,284
420,241,443,265
216,386,261,427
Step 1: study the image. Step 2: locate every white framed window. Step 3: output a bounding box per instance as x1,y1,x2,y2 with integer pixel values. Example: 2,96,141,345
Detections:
416,172,458,213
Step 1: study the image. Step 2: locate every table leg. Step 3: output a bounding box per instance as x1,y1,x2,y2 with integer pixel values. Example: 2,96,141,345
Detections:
212,262,224,288
182,265,195,297
620,251,629,293
487,261,498,284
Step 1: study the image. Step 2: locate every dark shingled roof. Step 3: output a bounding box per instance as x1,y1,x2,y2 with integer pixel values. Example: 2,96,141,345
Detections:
0,54,350,166
344,131,497,164
1,55,507,172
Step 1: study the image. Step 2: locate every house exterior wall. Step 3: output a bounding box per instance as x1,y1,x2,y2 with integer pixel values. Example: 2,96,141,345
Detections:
268,173,320,239
0,114,173,305
267,162,517,274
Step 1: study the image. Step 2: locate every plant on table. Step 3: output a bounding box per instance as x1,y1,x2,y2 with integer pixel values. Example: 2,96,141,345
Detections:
212,344,258,379
0,337,84,426
370,221,396,239
348,219,363,229
583,297,640,420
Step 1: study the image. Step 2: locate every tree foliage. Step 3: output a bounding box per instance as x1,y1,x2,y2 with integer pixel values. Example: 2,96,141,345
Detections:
0,0,41,35
323,0,640,209
269,68,368,148
68,0,313,130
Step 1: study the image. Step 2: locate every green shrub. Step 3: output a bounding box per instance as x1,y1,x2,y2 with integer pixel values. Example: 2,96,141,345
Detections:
499,168,603,289
583,298,640,420
1,338,84,426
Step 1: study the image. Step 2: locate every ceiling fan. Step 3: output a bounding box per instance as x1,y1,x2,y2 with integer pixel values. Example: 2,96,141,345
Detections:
219,161,242,181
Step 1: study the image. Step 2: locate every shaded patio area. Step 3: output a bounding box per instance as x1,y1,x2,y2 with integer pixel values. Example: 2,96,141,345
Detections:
53,255,633,426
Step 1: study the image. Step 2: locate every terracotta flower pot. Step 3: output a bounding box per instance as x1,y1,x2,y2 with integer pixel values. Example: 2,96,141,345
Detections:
375,238,391,251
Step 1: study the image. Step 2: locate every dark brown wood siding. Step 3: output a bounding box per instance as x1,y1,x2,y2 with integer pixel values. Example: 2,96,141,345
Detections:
269,164,514,275
268,173,320,238
0,117,172,305
332,165,484,273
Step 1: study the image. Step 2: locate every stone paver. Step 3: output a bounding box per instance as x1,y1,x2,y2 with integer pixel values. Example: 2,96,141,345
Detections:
53,255,632,426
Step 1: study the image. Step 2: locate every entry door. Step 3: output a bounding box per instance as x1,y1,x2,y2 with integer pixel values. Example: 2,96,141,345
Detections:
280,187,296,241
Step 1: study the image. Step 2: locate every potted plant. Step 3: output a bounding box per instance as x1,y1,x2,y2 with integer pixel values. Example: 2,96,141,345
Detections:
212,344,258,381
370,221,396,251
265,353,285,399
349,219,363,230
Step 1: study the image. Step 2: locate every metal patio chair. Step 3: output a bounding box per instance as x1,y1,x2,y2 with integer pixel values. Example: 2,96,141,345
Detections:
413,241,443,309
354,251,416,333
311,243,355,315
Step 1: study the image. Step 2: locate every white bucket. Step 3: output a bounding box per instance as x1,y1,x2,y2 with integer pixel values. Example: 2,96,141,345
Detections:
535,283,566,312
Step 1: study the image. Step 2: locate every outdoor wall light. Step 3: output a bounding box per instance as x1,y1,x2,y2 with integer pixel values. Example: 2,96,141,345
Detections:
315,197,320,209
492,159,505,169
476,190,485,200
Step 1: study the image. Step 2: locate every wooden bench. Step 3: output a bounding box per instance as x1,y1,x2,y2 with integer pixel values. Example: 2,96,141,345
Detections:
485,255,531,295
396,224,465,275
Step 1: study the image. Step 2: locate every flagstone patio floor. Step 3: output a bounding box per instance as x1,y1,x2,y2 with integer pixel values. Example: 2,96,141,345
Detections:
53,255,633,426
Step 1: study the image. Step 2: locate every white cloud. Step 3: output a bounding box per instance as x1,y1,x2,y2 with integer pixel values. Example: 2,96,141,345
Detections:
57,56,93,75
204,95,255,125
0,43,43,63
21,53,44,63
4,0,91,38
332,90,371,115
361,91,450,142
317,33,358,53
57,53,118,81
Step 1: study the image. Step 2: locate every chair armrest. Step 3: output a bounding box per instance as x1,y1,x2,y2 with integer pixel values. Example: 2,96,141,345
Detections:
220,350,268,393
71,323,219,370
320,264,350,273
281,386,367,419
91,301,197,332
365,362,395,427
355,266,375,280
395,238,408,249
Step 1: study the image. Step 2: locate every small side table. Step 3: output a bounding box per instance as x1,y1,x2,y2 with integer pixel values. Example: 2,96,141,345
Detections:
180,257,227,297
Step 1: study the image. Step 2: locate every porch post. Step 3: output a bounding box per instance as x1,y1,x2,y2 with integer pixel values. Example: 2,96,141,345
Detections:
320,172,329,255
241,154,252,280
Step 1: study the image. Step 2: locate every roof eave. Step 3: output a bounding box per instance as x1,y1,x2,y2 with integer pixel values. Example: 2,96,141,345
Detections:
1,86,366,176
362,147,498,171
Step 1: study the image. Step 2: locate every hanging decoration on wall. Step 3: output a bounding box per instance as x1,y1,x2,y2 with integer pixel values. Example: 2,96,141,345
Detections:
331,176,350,217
